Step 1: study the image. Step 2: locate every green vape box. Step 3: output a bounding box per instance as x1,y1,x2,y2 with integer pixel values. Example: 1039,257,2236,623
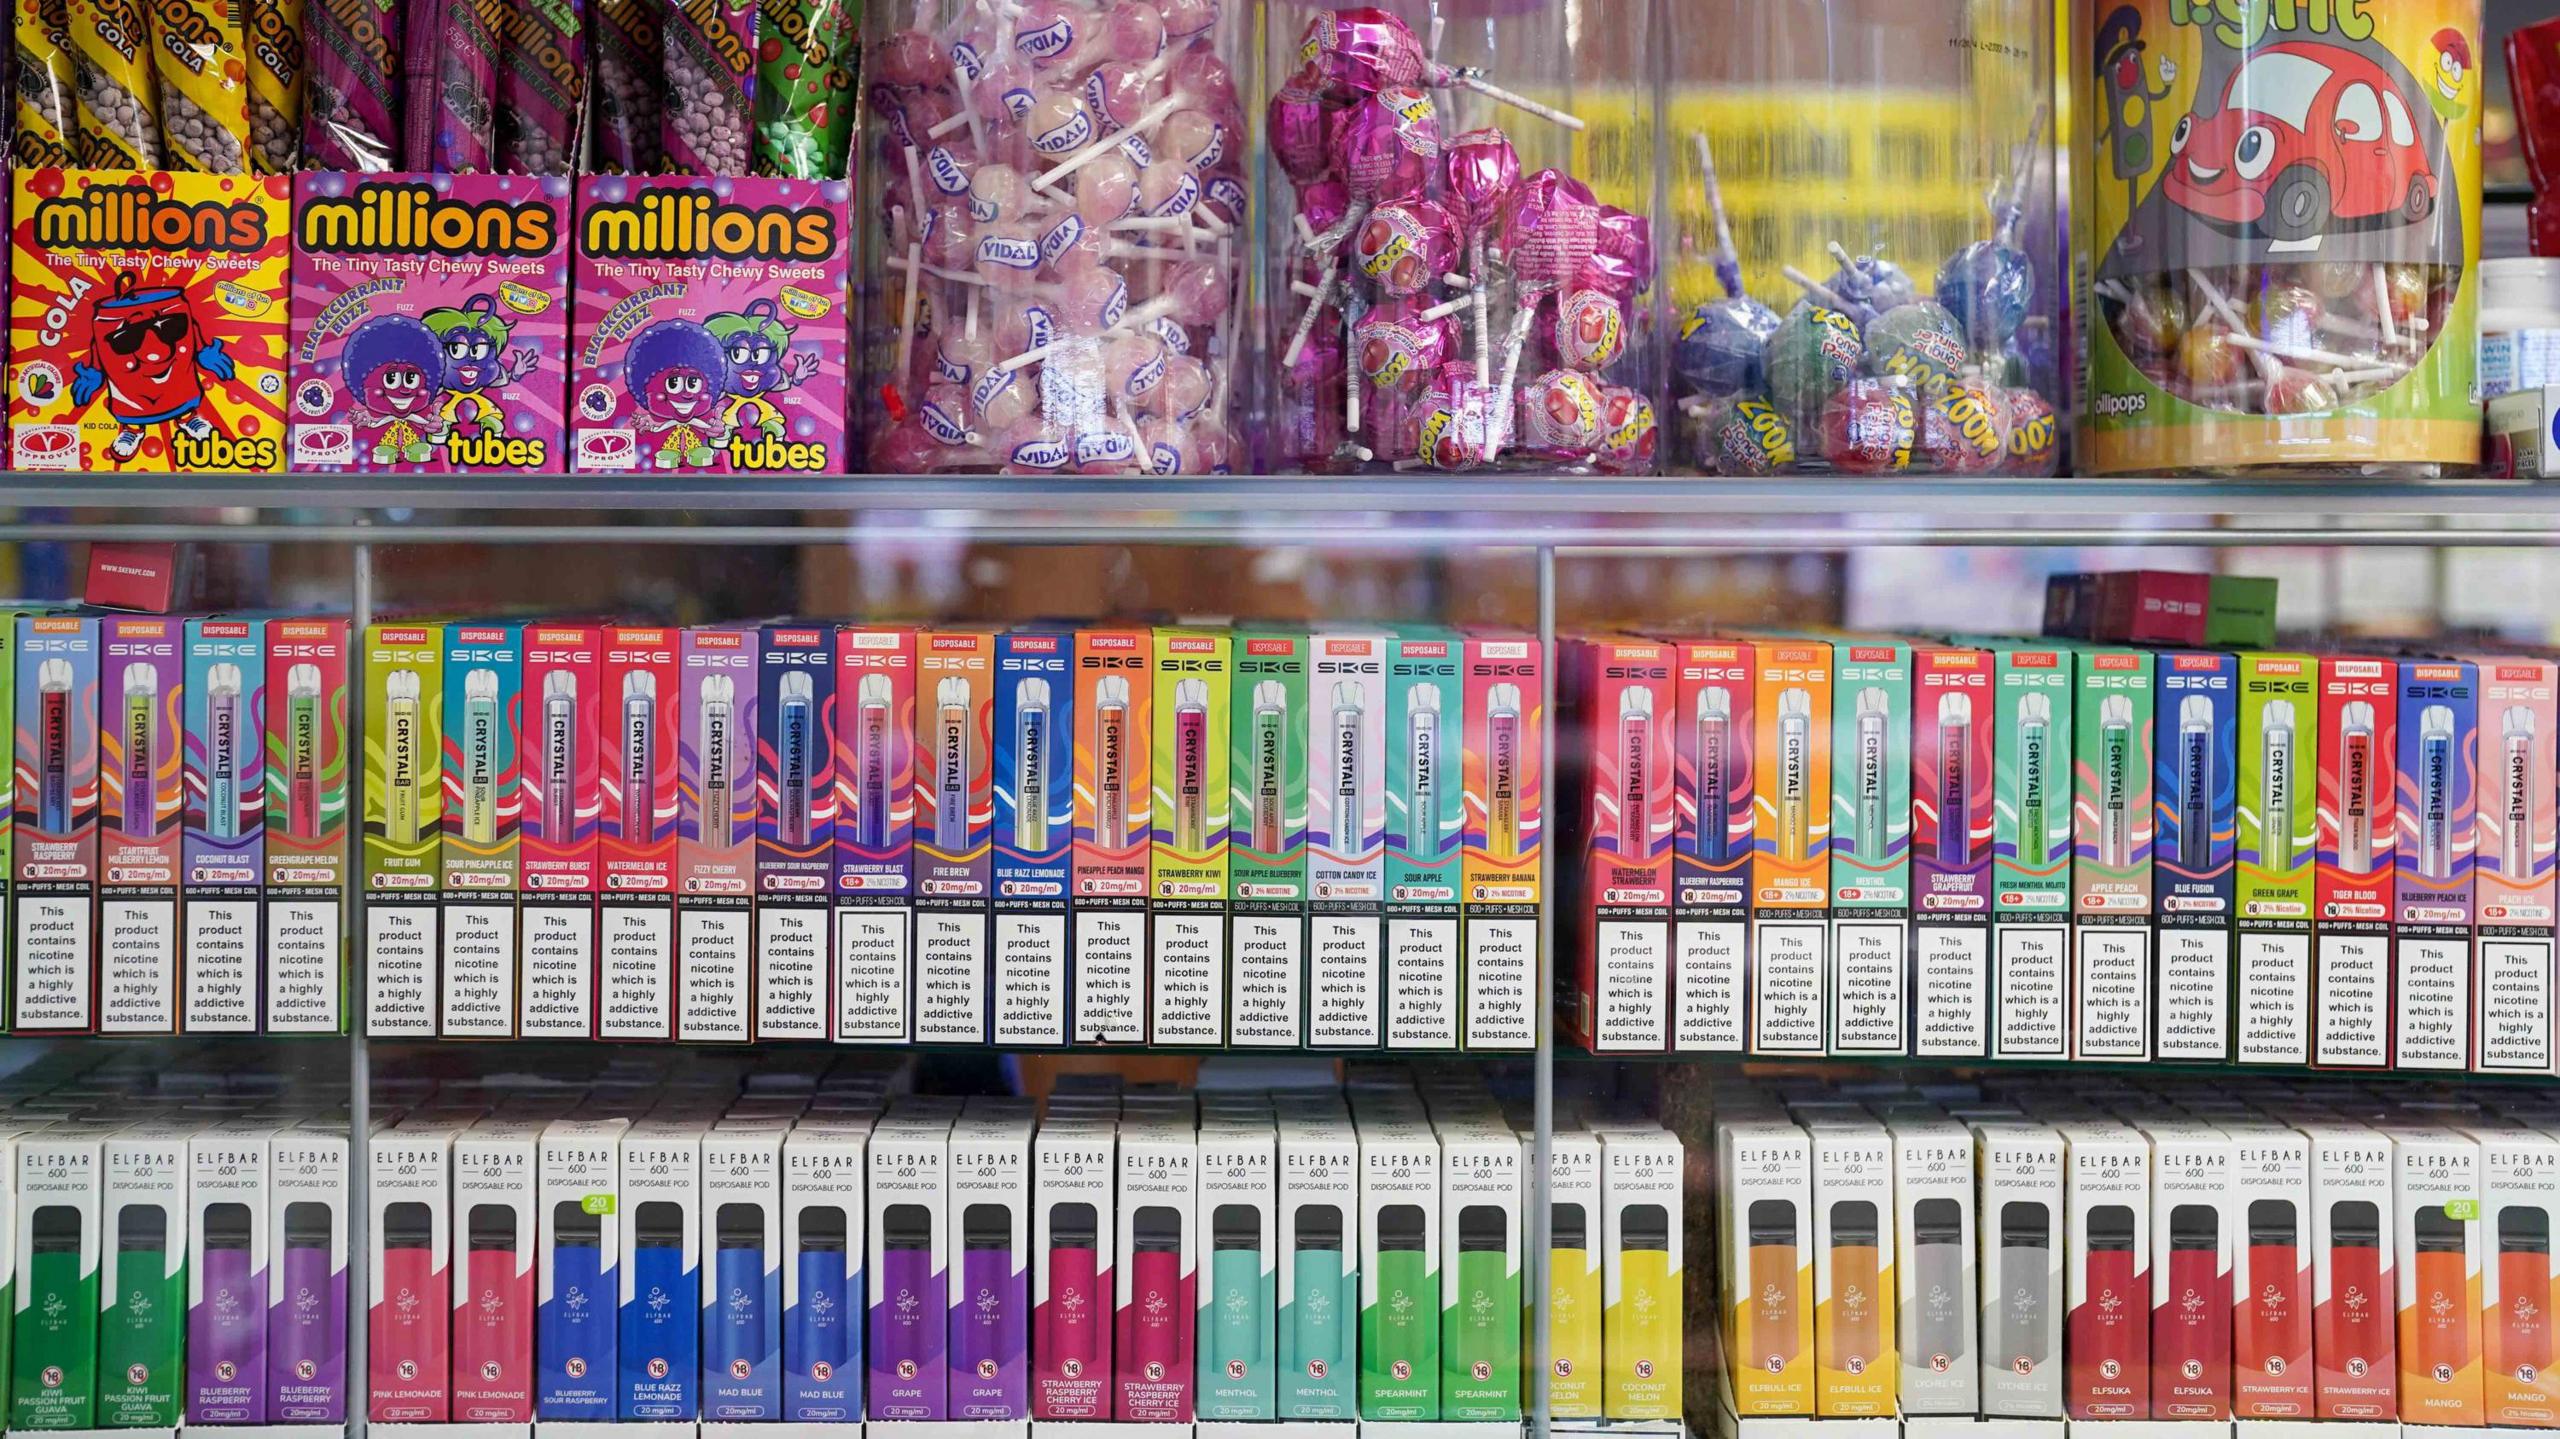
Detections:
13,1122,113,1430
2069,645,2156,1061
1229,631,1309,1047
361,622,445,1037
1438,1126,1521,1420
1385,630,1463,1050
1827,639,1910,1056
1989,642,2072,1059
2238,651,2319,1065
1358,1122,1439,1418
1196,1124,1276,1418
98,1124,187,1427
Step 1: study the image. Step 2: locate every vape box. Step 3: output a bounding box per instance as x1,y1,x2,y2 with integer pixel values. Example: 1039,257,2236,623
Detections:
440,622,524,1037
1437,1122,1520,1421
363,623,443,1035
2468,656,2556,1074
1750,640,1832,1055
1597,1123,1680,1422
2396,661,2478,1070
678,625,758,1041
1196,1120,1276,1419
2060,1123,2149,1419
833,625,916,1043
2090,570,2210,647
96,614,181,1031
1034,1117,1116,1420
181,617,263,1031
700,1126,783,1420
1829,641,1911,1055
782,1121,867,1422
1669,638,1753,1052
2070,646,2154,1061
868,1113,950,1419
1974,1120,2064,1418
992,630,1072,1046
188,1122,273,1423
912,630,995,1044
370,1117,457,1422
1310,631,1388,1048
1116,1115,1198,1422
596,625,678,1039
2237,653,2319,1064
2207,576,2280,650
1151,630,1232,1045
2317,657,2399,1067
0,619,18,1009
947,1107,1031,1420
1381,632,1456,1050
2227,1122,2311,1419
1354,1120,1435,1419
1806,1117,1896,1416
100,1122,187,1427
2140,1122,2231,1420
1910,646,1992,1057
1563,637,1673,1053
269,1123,350,1424
753,623,835,1040
13,1122,111,1428
1460,633,1538,1051
1889,1117,1976,1415
1276,1114,1355,1419
1070,626,1150,1044
2468,1126,2556,1425
518,623,601,1037
1544,1124,1602,1419
451,1118,540,1422
618,1121,700,1420
1991,643,2072,1059
2149,652,2239,1062
2304,1122,2395,1419
1715,1116,1811,1416
14,614,98,1032
538,1117,628,1420
2389,1126,2482,1426
1228,631,1308,1047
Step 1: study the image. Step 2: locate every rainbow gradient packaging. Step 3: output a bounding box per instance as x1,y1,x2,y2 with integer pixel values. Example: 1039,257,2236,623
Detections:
519,624,600,1037
1749,640,1831,1055
2069,646,2153,1062
569,175,849,475
1071,626,1149,1043
2154,651,2238,1062
679,626,759,1042
1383,631,1456,1049
2468,656,2555,1074
1672,639,1752,1052
1990,642,2071,1060
361,623,442,1036
262,619,349,1033
2237,652,2319,1064
833,626,915,1042
754,624,835,1041
2315,656,2398,1068
1228,631,1308,1046
1309,631,1387,1048
597,626,678,1040
1151,629,1230,1045
1910,645,1991,1057
439,623,522,1037
994,630,1072,1046
13,614,97,1031
182,618,263,1032
1563,638,1671,1053
289,174,572,472
1828,640,1909,1055
2395,659,2477,1070
915,629,994,1043
1461,634,1538,1051
96,615,182,1032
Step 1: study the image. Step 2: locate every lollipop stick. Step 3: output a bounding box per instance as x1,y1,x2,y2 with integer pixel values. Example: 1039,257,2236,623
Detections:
2187,269,2285,387
895,241,924,382
1780,264,1857,314
1282,256,1345,367
1419,294,1468,323
967,286,979,340
1471,232,1491,387
1035,92,1181,189
2371,265,2400,347
1693,130,1744,300
1212,238,1233,423
2224,332,2398,371
1346,316,1363,437
1441,68,1586,130
1486,297,1541,463
927,109,969,140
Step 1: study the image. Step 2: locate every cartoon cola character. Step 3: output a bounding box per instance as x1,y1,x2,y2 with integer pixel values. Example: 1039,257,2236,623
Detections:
706,298,820,447
2096,6,2178,244
70,272,238,461
422,294,539,441
339,314,451,463
623,318,732,470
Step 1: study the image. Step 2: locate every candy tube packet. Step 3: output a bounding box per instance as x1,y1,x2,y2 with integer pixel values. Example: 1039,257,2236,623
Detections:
246,0,305,172
661,0,753,176
66,0,163,167
149,0,252,172
403,0,496,172
588,0,663,173
301,0,397,171
14,0,77,168
495,0,581,174
753,0,857,178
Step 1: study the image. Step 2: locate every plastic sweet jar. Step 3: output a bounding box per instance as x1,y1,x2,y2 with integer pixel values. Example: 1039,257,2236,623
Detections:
2078,0,2483,475
1666,0,2063,479
859,0,1253,474
1258,0,1662,474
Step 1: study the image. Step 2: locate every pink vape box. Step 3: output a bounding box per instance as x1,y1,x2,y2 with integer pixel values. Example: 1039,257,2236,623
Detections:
98,614,182,1032
519,624,600,1036
679,625,759,1041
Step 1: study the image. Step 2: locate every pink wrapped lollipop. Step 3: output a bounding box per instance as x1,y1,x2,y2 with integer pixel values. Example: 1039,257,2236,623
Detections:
1487,169,1601,459
1296,7,1586,130
1354,200,1457,297
1281,87,1440,367
1412,362,1506,471
1270,82,1333,184
996,259,1229,373
1518,367,1605,453
1354,296,1459,391
1444,128,1520,383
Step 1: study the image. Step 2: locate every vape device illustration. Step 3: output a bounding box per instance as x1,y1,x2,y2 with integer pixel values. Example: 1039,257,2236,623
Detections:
101,1204,178,1426
1549,1201,1598,1413
1289,1204,1345,1399
1748,1198,1802,1373
777,670,816,848
1401,682,1439,859
1331,681,1369,853
1249,681,1289,854
953,1203,1019,1416
283,661,324,842
542,670,579,842
2412,1207,2472,1392
2244,1198,2307,1394
1208,1204,1263,1399
2500,705,2536,883
1777,687,1813,865
1852,687,1888,863
1014,677,1052,852
119,662,156,837
1095,676,1134,849
706,1203,772,1416
1363,1204,1433,1409
1486,681,1523,862
2328,1199,2390,1400
787,1206,851,1415
2098,694,2134,868
874,1204,939,1416
455,1203,530,1421
2261,698,2297,874
275,1199,343,1423
2420,703,2457,881
461,668,501,846
1615,685,1653,857
1997,1200,2052,1385
1044,1201,1102,1392
1125,1207,1185,1416
384,668,424,845
203,662,243,839
374,1201,446,1420
2071,1204,2140,1417
1908,1197,1967,1376
854,673,894,849
1610,1203,1672,1409
544,1202,607,1417
2498,1207,2550,1379
2338,700,2376,874
618,671,656,841
1697,685,1732,864
700,674,738,849
1175,678,1214,854
2017,692,2051,868
20,1204,93,1429
1936,693,1972,866
622,1200,695,1419
2178,694,2215,872
1824,1199,1883,1383
2157,1203,2228,1415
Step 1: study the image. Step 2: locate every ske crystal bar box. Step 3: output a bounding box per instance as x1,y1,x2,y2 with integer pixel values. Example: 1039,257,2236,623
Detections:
992,629,1071,1045
13,615,98,1032
2396,660,2479,1070
2237,652,2319,1064
2317,656,2399,1067
182,617,263,1031
1152,629,1232,1045
2468,655,2557,1073
754,623,835,1039
915,629,994,1043
1310,631,1388,1048
1673,638,1752,1052
1070,625,1150,1043
678,625,759,1040
1460,633,1539,1050
1228,630,1309,1046
2156,650,2239,1061
1563,637,1672,1053
1910,645,1991,1057
1750,640,1832,1055
1828,640,1910,1055
96,614,181,1032
520,622,601,1036
2070,645,2155,1061
1990,642,2071,1059
833,625,915,1041
439,623,523,1036
1382,631,1456,1049
597,625,678,1038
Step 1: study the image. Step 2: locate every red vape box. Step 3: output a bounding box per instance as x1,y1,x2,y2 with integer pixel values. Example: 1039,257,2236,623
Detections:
1560,637,1673,1053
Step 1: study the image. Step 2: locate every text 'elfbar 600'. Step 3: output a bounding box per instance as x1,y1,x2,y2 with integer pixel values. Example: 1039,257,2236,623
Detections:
2418,703,2456,882
854,673,894,849
1093,675,1132,849
461,667,501,845
541,671,578,843
1174,678,1211,852
1852,686,1887,864
2336,700,2375,875
1776,687,1812,866
1249,681,1287,854
1614,685,1651,857
777,670,816,848
699,674,738,848
2015,691,2050,869
934,675,973,853
1935,692,1971,866
1012,676,1051,852
2098,694,2134,868
205,662,244,841
2502,704,2536,883
120,662,157,838
36,658,73,833
2259,698,2297,873
1486,682,1522,862
2178,695,2216,872
382,668,422,846
1403,683,1440,857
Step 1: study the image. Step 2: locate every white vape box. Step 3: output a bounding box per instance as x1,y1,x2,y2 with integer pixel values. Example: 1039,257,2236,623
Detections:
1715,1114,1812,1418
2301,1121,2394,1422
2141,1121,2232,1422
1308,632,1388,1048
1890,1116,1976,1415
1974,1119,2064,1418
2387,1125,2482,1429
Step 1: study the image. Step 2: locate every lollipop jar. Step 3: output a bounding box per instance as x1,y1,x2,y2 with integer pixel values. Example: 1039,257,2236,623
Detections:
859,0,1252,473
2077,0,2482,474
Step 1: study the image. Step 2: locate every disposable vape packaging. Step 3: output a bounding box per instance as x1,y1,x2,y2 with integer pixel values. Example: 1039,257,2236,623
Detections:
2071,646,2155,1061
783,1122,867,1422
1437,1123,1520,1421
867,1112,950,1419
2305,1122,2395,1419
2468,657,2557,1074
1828,641,1910,1055
700,1126,783,1420
1152,629,1232,1045
1715,1115,1811,1416
1197,1119,1276,1419
1228,631,1308,1046
0,619,16,1001
1910,646,1992,1057
948,1108,1031,1420
2228,1122,2312,1419
2061,1123,2150,1419
1806,1117,1895,1416
617,1121,701,1420
914,629,995,1043
451,1117,540,1422
2396,661,2479,1070
99,1122,188,1428
596,626,679,1039
13,1122,110,1429
1460,634,1539,1050
268,1123,349,1424
1890,1117,1977,1414
370,1118,457,1422
1991,643,2072,1059
256,617,351,1031
992,630,1072,1045
439,623,524,1037
2317,657,2400,1067
1035,1117,1117,1420
2468,1126,2557,1425
2389,1126,2482,1425
1599,1123,1680,1422
1310,631,1388,1048
1277,1115,1355,1419
519,623,601,1038
833,626,917,1043
678,625,759,1042
187,1123,274,1424
1562,637,1673,1053
1355,1121,1435,1419
754,624,836,1040
1070,626,1151,1043
2153,651,2239,1062
14,614,99,1032
1542,1125,1602,1419
1117,1117,1197,1421
537,1116,628,1420
1751,640,1833,1055
363,624,444,1035
1973,1120,2063,1418
181,618,263,1031
1380,633,1457,1050
2237,653,2319,1064
96,615,181,1031
2142,1122,2231,1420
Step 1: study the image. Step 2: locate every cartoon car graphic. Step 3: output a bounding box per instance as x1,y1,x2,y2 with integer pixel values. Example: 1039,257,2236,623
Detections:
2160,41,2436,242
